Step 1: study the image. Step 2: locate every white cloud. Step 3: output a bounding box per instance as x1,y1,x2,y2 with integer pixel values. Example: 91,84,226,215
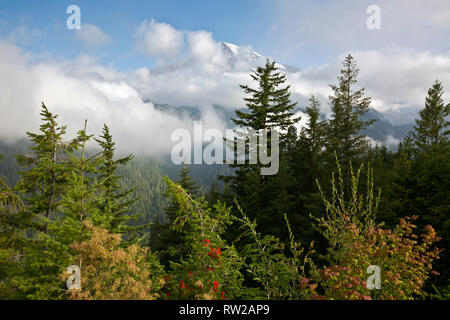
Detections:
128,23,268,109
187,30,229,71
128,19,450,126
282,49,450,123
127,63,253,109
128,21,450,123
135,19,184,60
0,41,36,142
75,24,111,49
2,18,450,157
353,50,450,112
366,136,380,148
0,39,224,156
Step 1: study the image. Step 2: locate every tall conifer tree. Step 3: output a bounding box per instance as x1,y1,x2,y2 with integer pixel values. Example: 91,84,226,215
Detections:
409,80,450,288
221,59,298,228
150,164,199,267
16,103,70,235
326,54,375,196
412,80,450,153
95,124,137,235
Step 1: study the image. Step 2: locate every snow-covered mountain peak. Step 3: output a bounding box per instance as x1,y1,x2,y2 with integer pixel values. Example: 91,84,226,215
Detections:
148,41,300,76
220,41,262,60
219,41,299,73
221,42,240,55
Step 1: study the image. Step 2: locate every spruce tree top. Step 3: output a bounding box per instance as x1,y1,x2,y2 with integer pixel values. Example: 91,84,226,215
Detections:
412,79,450,152
232,59,298,131
178,164,199,198
327,54,375,157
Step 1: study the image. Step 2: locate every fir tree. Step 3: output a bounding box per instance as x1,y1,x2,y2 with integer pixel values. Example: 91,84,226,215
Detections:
408,80,450,289
294,96,327,242
0,155,25,298
165,164,199,223
232,58,298,131
16,119,106,299
221,59,298,230
15,103,71,235
412,80,450,153
150,164,200,267
9,103,75,299
94,124,138,236
326,54,375,197
206,181,220,206
53,120,105,268
298,95,326,190
227,58,298,178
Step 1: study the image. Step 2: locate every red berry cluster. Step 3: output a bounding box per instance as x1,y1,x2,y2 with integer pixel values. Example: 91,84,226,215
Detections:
163,239,226,300
203,239,225,299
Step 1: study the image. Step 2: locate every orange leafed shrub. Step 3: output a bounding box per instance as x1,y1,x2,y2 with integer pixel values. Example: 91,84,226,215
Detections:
66,221,163,300
318,216,441,300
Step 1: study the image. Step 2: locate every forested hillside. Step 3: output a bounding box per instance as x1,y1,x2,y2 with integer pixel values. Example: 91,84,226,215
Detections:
0,55,448,300
0,142,230,225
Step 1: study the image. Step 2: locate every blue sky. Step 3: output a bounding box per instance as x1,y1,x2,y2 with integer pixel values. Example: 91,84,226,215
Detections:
0,0,275,70
2,0,449,70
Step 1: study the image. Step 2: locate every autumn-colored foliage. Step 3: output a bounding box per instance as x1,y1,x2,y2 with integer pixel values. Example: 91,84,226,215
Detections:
66,221,163,300
317,216,441,300
310,160,441,300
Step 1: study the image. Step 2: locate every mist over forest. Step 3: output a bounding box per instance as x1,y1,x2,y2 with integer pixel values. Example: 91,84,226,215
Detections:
0,0,449,306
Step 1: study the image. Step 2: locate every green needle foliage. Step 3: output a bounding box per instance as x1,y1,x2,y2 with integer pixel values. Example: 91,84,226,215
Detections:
15,103,71,235
150,164,200,268
95,124,139,238
326,54,376,198
232,58,298,131
0,56,448,300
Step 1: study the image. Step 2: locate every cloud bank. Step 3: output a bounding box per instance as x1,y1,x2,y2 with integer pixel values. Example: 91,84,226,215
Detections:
0,39,220,156
129,20,450,125
135,19,185,61
286,50,450,123
129,20,267,110
1,17,450,157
